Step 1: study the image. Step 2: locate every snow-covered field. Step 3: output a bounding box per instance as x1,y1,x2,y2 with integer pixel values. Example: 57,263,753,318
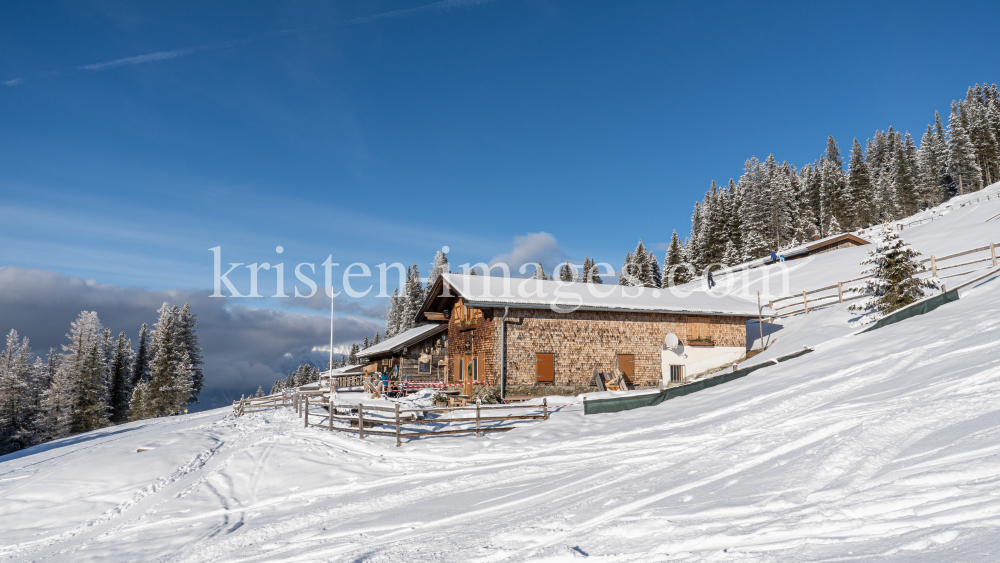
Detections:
2,188,999,562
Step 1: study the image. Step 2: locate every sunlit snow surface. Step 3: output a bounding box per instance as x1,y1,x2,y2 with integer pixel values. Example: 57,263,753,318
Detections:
2,187,1000,562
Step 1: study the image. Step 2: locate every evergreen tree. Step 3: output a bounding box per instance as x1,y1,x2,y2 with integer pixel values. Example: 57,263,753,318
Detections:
619,252,639,286
72,339,110,433
948,100,981,195
130,323,149,388
348,343,360,365
580,257,602,284
850,228,937,317
531,262,548,280
372,332,381,346
633,240,653,285
256,386,265,398
426,250,450,296
384,288,403,338
363,336,370,349
128,381,150,421
917,121,948,207
340,354,347,367
558,262,574,282
0,330,35,454
107,332,134,424
270,380,283,395
847,138,875,227
143,303,194,418
174,304,204,403
399,264,424,332
893,134,920,216
662,230,688,286
820,136,851,231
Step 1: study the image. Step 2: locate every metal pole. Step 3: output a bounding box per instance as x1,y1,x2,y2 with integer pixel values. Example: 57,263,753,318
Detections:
757,292,764,349
501,306,509,401
395,403,401,447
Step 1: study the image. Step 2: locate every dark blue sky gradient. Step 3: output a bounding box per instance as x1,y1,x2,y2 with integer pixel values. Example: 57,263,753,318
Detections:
2,0,998,315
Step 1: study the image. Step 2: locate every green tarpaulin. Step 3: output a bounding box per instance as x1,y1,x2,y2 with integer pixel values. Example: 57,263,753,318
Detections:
584,349,813,415
860,289,960,333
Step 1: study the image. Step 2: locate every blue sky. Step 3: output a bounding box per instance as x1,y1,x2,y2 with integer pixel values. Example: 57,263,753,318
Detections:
2,0,999,321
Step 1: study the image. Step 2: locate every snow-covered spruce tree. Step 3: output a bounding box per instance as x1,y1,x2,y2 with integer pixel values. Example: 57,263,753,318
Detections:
0,330,37,454
917,120,948,208
72,339,110,433
362,336,370,350
722,240,740,267
348,343,360,365
531,262,547,280
662,230,689,286
646,247,662,287
893,133,920,217
847,138,875,228
384,288,403,339
965,87,999,187
558,262,574,282
174,304,203,403
425,250,450,297
849,228,937,318
619,252,639,286
948,101,981,195
128,382,150,421
820,136,851,231
581,257,603,284
256,386,264,398
142,303,195,418
632,240,653,286
270,380,283,395
40,311,106,439
130,323,149,388
107,332,134,424
399,264,424,333
372,332,381,346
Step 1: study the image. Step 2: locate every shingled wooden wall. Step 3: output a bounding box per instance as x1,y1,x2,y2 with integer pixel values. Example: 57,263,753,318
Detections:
488,309,747,387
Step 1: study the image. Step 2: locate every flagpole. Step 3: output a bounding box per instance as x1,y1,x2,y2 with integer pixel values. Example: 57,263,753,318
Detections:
330,290,336,399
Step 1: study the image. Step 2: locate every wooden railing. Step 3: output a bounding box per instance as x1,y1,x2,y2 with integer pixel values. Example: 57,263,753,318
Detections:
765,239,999,319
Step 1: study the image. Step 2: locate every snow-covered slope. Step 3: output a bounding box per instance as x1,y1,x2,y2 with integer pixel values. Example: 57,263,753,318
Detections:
2,188,999,562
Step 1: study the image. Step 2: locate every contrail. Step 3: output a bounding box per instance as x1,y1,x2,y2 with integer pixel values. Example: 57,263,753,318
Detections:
4,0,497,86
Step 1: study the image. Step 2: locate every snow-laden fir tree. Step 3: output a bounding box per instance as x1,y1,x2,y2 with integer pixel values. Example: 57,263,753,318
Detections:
372,332,381,346
580,257,602,284
255,386,265,398
662,230,689,286
558,262,574,282
107,332,134,424
0,330,37,454
619,252,639,286
175,304,203,403
362,336,370,350
947,101,981,195
348,343,360,365
384,288,403,338
531,262,547,280
425,250,450,297
130,323,149,388
399,263,424,333
847,138,875,228
849,228,937,318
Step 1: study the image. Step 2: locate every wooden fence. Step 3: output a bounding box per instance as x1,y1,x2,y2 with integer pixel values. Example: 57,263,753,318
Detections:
766,239,999,319
234,390,549,446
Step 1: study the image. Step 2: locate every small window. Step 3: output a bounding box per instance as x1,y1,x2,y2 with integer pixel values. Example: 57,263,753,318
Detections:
472,357,479,381
670,365,685,383
458,359,464,382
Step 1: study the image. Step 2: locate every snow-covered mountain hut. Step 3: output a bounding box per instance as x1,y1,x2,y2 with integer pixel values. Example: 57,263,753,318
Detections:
417,273,761,389
357,324,449,381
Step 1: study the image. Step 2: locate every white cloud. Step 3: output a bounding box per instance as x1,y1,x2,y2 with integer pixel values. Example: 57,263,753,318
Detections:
488,232,568,276
77,48,200,71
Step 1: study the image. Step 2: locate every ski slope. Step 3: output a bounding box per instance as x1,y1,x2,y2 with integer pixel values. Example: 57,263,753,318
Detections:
2,189,1000,562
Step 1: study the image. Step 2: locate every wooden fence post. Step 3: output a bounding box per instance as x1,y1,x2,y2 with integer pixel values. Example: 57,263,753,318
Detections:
329,398,334,431
475,401,481,438
395,403,402,447
304,396,309,428
803,291,809,314
991,243,997,267
837,282,844,303
931,255,937,277
358,403,365,440
543,398,548,420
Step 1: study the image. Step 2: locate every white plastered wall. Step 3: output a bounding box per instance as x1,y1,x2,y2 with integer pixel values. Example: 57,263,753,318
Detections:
661,344,745,382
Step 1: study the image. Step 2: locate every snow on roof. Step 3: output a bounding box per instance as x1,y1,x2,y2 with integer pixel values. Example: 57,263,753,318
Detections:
441,273,759,317
321,364,366,376
357,323,447,358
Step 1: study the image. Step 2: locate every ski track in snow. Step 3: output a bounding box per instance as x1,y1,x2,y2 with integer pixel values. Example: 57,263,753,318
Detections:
2,185,1000,562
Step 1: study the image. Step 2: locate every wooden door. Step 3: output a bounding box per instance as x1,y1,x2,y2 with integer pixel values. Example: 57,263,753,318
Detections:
535,353,554,383
617,354,635,378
